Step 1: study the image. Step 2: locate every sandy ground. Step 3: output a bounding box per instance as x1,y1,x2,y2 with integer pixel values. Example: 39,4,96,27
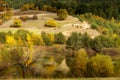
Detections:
0,10,100,38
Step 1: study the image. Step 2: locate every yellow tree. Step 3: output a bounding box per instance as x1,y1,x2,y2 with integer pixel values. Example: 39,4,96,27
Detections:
4,34,40,78
6,35,16,46
66,48,88,77
86,54,114,77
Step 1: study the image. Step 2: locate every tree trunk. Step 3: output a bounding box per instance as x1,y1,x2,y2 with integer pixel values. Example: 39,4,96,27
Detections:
21,66,25,78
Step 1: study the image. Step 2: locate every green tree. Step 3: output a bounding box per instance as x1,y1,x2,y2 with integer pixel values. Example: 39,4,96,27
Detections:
66,32,82,54
41,31,53,46
54,32,65,44
81,33,92,48
114,59,120,76
91,35,114,52
57,9,68,20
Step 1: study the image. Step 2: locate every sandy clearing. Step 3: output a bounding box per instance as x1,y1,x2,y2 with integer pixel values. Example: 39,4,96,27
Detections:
0,11,100,38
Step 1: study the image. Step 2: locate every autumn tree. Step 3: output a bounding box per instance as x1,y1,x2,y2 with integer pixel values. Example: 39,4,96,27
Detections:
66,48,88,77
86,54,114,77
2,34,41,78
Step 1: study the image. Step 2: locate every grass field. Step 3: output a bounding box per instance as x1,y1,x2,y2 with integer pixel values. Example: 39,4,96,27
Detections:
4,78,120,80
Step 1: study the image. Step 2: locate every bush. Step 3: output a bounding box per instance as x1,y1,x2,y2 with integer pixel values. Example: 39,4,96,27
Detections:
57,9,68,20
32,14,38,20
2,10,13,21
31,34,44,46
45,19,58,27
14,30,32,42
91,35,115,52
54,32,66,44
43,5,52,11
0,32,7,43
10,18,22,27
21,3,38,11
68,7,75,15
114,59,120,77
47,33,54,43
19,16,29,22
6,35,16,46
43,5,57,12
41,32,53,46
0,19,3,25
21,4,29,11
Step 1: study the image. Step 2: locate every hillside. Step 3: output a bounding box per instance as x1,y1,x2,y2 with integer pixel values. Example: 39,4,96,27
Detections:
0,10,100,38
0,0,120,79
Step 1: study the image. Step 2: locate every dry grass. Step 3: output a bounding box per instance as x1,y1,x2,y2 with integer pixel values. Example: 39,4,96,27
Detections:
0,10,100,38
4,78,120,80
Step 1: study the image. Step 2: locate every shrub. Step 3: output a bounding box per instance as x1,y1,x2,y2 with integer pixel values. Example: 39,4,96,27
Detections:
10,18,22,27
54,32,66,44
14,30,32,42
91,35,115,52
43,5,57,12
0,32,7,43
57,9,68,20
21,4,29,11
68,7,75,15
114,59,120,77
43,5,52,11
6,35,16,46
31,34,44,46
19,16,29,22
32,14,38,20
2,10,13,21
45,19,58,27
41,32,53,46
47,33,54,42
91,22,99,29
21,3,37,11
29,3,35,10
0,19,3,25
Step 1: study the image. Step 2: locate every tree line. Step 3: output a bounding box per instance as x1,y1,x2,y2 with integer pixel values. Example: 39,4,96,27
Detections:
4,0,120,19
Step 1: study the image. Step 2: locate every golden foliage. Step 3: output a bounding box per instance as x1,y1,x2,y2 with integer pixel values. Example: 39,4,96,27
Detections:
111,33,117,39
31,34,44,45
45,19,58,27
0,19,3,25
0,54,2,63
10,18,22,27
21,3,38,11
2,10,13,21
26,34,33,52
90,54,114,76
6,35,16,45
17,37,23,46
47,33,54,42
